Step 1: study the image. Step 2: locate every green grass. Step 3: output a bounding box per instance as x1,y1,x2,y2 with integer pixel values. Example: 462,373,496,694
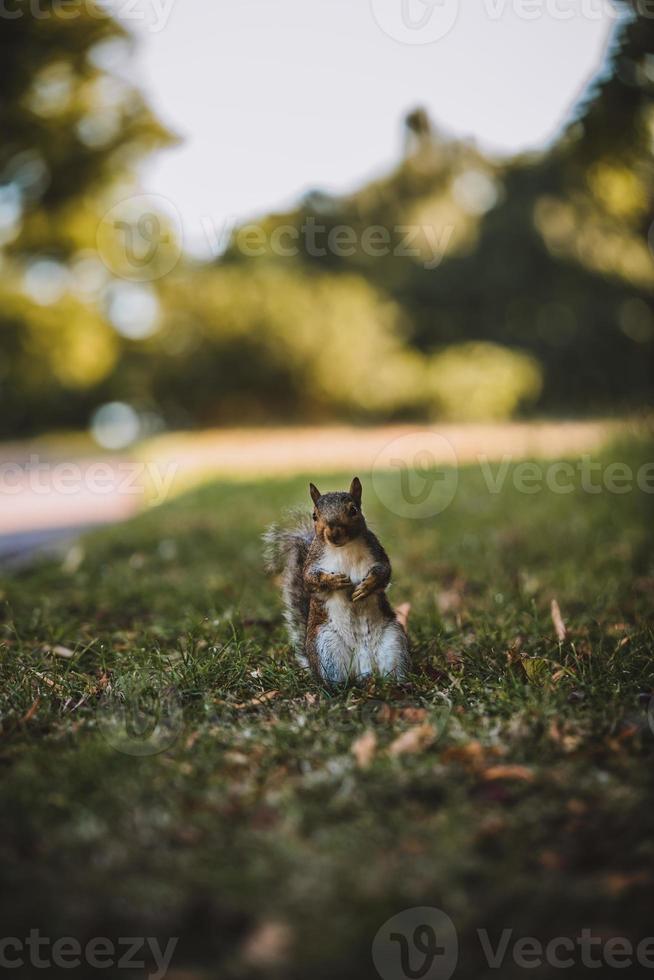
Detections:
1,438,653,979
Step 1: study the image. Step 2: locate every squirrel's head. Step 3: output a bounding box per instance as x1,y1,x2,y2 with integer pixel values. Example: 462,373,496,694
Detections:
309,477,365,547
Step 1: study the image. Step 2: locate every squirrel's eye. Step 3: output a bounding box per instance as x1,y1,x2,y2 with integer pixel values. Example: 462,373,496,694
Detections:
349,504,358,517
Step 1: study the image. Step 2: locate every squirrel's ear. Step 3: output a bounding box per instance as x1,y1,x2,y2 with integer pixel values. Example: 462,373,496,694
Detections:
309,482,321,505
349,477,362,505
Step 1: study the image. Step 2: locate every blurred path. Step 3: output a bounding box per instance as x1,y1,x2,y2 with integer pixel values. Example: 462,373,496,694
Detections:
0,449,141,566
146,419,628,486
0,419,634,566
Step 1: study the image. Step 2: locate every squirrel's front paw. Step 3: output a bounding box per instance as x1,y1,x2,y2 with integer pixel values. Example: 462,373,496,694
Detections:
352,577,376,602
328,573,353,591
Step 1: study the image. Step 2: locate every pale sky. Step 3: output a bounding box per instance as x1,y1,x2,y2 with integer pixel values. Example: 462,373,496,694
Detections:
124,0,620,255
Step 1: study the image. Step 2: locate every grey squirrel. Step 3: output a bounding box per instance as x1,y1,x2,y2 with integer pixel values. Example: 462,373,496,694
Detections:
264,477,409,684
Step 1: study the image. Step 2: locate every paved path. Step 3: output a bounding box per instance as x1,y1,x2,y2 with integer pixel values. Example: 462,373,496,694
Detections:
0,420,633,567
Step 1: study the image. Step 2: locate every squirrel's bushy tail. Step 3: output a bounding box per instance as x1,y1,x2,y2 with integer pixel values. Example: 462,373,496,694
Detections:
263,514,314,663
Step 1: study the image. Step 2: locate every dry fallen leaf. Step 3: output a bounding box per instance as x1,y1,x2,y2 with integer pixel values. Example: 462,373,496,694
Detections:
482,764,534,782
538,850,564,870
241,921,292,968
395,602,411,631
603,872,651,896
442,740,488,770
20,698,41,724
550,598,567,642
351,729,377,769
232,690,280,710
548,720,582,753
223,750,250,767
387,722,436,757
446,649,463,668
437,589,463,615
397,706,428,723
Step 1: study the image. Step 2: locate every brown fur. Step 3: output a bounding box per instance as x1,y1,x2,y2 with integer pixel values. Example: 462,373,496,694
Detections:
265,477,409,682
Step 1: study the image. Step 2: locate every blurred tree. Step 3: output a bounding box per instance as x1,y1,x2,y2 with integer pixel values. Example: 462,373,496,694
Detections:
0,2,174,437
0,2,172,256
237,2,653,416
0,0,651,437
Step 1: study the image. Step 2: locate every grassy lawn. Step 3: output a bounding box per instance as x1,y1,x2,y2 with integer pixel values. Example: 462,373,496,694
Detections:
1,436,653,979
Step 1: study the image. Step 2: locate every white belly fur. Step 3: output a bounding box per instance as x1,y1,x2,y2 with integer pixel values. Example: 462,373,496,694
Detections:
315,539,406,681
317,538,372,584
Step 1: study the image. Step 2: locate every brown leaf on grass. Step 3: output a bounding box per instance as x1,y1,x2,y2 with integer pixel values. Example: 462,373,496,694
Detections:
367,702,393,724
616,722,639,741
505,637,523,664
475,815,507,840
241,921,292,968
304,692,318,706
538,850,564,870
437,589,463,615
550,598,567,641
397,706,429,723
387,722,436,757
32,671,65,694
442,740,505,772
482,764,534,782
185,730,201,751
232,690,280,710
395,602,411,631
20,698,41,724
371,704,429,725
603,872,651,896
351,729,377,769
223,750,250,767
548,720,582,752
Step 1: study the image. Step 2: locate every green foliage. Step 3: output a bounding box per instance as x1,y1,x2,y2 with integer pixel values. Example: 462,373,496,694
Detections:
426,342,543,420
0,2,652,437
